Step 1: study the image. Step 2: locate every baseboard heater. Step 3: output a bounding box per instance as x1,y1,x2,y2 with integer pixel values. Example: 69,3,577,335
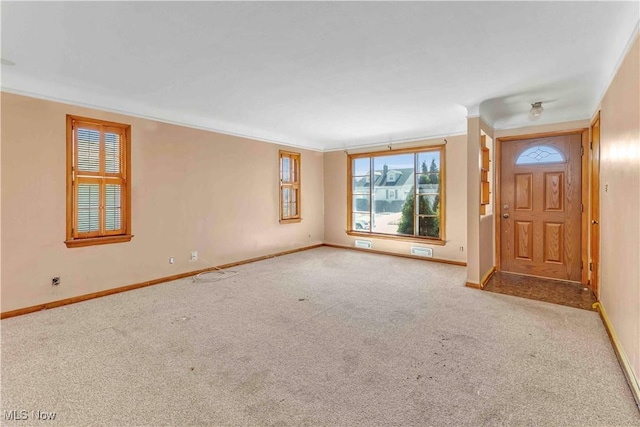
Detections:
354,239,372,249
411,246,433,257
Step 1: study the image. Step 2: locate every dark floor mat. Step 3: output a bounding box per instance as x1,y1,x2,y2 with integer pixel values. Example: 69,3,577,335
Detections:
483,272,597,311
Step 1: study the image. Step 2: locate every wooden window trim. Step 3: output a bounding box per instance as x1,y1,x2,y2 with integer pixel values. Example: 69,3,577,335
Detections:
65,115,133,248
346,145,446,244
279,150,302,223
65,234,134,248
280,218,302,224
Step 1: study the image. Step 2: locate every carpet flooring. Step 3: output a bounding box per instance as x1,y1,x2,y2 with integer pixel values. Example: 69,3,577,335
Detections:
2,247,639,426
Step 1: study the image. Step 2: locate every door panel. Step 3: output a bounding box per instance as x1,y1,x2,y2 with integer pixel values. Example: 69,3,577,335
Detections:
500,134,582,282
544,222,563,263
544,172,564,211
515,174,533,210
515,221,533,260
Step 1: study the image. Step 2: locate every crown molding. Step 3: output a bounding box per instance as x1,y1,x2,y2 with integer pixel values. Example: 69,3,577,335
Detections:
0,85,324,153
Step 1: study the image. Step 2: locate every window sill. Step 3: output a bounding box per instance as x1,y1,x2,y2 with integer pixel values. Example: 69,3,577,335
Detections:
280,218,302,224
65,234,134,248
346,230,446,246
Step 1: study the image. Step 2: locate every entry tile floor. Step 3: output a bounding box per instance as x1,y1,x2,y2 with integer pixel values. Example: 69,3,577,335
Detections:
483,271,598,311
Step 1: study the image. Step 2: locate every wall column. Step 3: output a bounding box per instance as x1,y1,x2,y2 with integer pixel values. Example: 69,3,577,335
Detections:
466,116,482,286
466,112,495,287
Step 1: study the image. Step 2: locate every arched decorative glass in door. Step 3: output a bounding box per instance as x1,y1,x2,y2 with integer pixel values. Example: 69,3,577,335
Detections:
516,145,565,165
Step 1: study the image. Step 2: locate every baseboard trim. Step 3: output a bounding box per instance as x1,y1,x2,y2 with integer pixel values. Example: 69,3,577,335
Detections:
465,281,482,289
2,242,464,319
323,243,467,266
0,244,323,320
480,266,497,289
593,302,640,410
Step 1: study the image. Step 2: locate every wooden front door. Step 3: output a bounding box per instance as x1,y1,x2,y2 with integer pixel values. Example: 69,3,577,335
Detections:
500,134,582,282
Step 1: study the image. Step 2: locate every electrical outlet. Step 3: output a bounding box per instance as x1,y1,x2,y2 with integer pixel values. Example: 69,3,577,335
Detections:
459,246,464,252
169,257,175,264
190,251,198,262
52,277,60,286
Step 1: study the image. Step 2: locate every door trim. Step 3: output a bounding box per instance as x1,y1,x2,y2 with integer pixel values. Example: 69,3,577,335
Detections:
589,112,601,297
494,128,589,285
581,129,589,286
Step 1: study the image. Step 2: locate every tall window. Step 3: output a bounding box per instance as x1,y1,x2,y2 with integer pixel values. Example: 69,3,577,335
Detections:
65,116,132,247
348,145,445,243
279,150,301,223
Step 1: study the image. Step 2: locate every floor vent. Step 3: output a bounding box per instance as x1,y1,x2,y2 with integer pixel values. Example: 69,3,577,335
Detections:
411,246,433,257
354,239,372,249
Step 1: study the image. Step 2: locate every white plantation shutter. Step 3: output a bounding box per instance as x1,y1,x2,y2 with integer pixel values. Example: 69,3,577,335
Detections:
281,157,290,182
282,187,290,217
105,132,121,174
105,184,122,231
77,183,100,233
76,128,100,172
291,188,298,216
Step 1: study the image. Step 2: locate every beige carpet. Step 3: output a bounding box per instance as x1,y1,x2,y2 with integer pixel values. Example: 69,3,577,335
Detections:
2,247,638,426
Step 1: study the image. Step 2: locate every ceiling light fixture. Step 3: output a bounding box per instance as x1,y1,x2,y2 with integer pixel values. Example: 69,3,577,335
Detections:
529,101,544,120
1,58,16,66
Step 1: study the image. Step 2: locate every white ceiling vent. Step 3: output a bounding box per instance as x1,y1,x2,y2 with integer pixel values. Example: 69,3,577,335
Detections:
411,246,433,257
355,239,372,249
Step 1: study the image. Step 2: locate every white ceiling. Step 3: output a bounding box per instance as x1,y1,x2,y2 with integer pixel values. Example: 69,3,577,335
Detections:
1,2,638,151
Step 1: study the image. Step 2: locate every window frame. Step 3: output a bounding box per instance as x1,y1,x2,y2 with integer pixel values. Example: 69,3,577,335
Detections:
346,145,446,245
279,150,301,223
65,115,133,248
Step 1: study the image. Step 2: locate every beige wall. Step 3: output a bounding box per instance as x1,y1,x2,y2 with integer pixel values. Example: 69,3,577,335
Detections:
479,215,494,281
1,93,325,312
466,117,481,283
478,121,496,282
494,119,590,139
479,133,495,281
598,35,640,385
323,135,467,264
467,117,497,285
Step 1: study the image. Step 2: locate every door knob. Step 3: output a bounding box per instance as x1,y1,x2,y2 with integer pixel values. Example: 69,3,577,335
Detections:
592,220,599,225
503,213,510,219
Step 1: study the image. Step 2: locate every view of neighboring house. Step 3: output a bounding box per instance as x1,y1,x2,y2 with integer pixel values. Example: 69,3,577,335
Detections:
372,166,414,212
353,165,415,233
